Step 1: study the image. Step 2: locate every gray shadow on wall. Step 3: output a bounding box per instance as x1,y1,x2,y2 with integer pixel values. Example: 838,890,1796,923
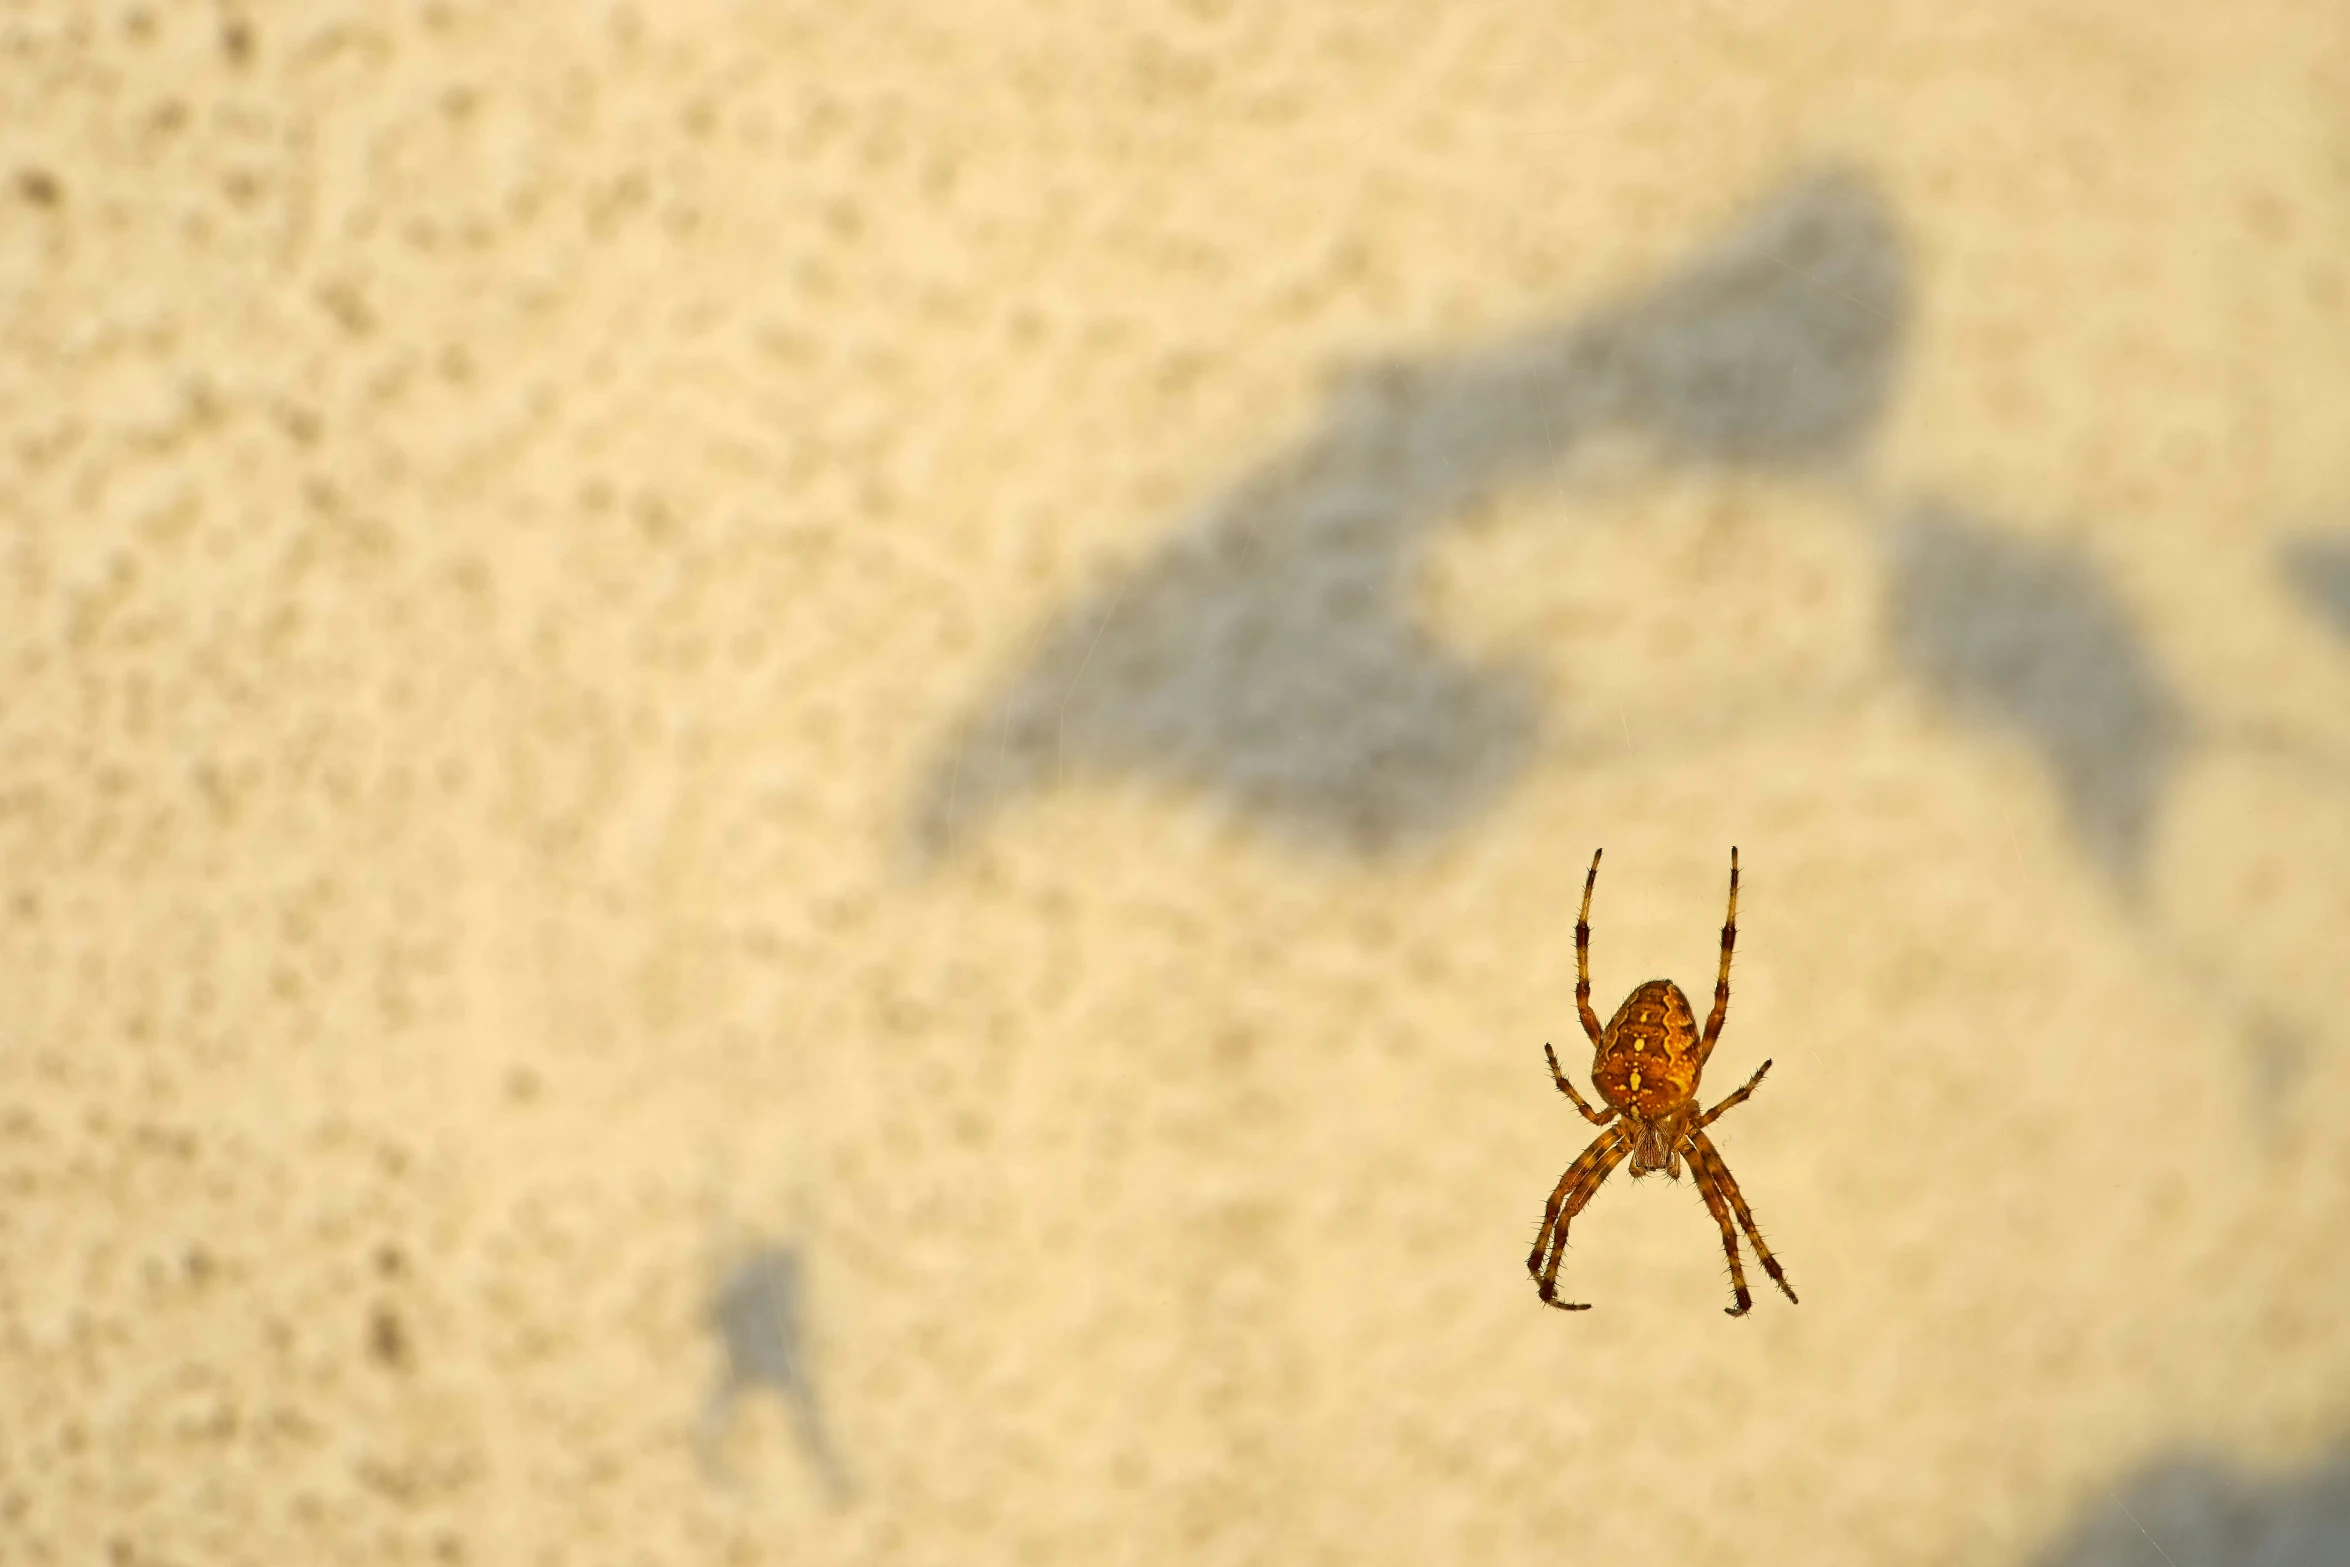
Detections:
700,1243,851,1502
912,165,1908,857
2030,1444,2350,1567
1886,504,2187,889
2281,534,2350,644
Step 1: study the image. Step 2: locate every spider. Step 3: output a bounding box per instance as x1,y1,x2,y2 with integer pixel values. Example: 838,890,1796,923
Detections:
1526,847,1799,1317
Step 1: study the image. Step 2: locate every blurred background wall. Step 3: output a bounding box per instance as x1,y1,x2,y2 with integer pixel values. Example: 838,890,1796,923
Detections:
3,3,2349,1563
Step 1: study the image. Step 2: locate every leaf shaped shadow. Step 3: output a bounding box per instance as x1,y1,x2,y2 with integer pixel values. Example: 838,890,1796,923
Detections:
913,165,1908,858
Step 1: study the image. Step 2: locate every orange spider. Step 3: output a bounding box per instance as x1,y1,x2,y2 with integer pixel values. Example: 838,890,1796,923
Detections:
1526,847,1798,1316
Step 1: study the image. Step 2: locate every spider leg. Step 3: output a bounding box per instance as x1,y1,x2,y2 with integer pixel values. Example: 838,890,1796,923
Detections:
1697,847,1739,1064
1694,1058,1773,1130
1689,1127,1798,1306
1528,1125,1619,1279
1575,850,1606,1048
1685,1141,1754,1317
1528,1123,1630,1311
1543,1042,1616,1126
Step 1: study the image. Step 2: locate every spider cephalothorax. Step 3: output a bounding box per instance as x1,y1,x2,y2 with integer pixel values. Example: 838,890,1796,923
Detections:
1525,848,1799,1317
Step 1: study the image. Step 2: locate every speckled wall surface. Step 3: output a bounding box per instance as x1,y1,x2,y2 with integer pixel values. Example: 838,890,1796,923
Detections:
4,4,2349,1564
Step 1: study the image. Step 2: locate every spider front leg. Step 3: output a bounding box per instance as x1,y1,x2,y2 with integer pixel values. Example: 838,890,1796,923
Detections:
1528,1123,1630,1311
1543,1042,1615,1126
1574,850,1606,1047
1698,847,1739,1060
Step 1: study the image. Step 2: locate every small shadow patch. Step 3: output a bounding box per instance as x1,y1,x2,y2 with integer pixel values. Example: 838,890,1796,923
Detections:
702,1244,850,1501
2031,1443,2350,1567
2280,534,2350,645
1886,504,2185,888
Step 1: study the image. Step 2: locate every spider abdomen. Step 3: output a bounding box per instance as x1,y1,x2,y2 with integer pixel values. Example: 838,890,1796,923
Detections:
1591,978,1703,1117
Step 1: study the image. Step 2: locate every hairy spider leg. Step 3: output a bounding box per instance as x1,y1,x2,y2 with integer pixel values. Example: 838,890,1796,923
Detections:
1543,1041,1615,1125
1530,1124,1632,1311
1698,847,1739,1064
1689,1128,1797,1306
1528,1122,1624,1271
1694,1058,1774,1130
1686,1147,1756,1316
1574,849,1606,1047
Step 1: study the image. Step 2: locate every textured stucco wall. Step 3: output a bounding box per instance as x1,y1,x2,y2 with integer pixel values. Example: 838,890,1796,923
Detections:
4,4,2350,1564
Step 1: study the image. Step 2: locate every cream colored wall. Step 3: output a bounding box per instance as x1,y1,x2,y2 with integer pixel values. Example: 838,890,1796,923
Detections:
4,3,2349,1563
